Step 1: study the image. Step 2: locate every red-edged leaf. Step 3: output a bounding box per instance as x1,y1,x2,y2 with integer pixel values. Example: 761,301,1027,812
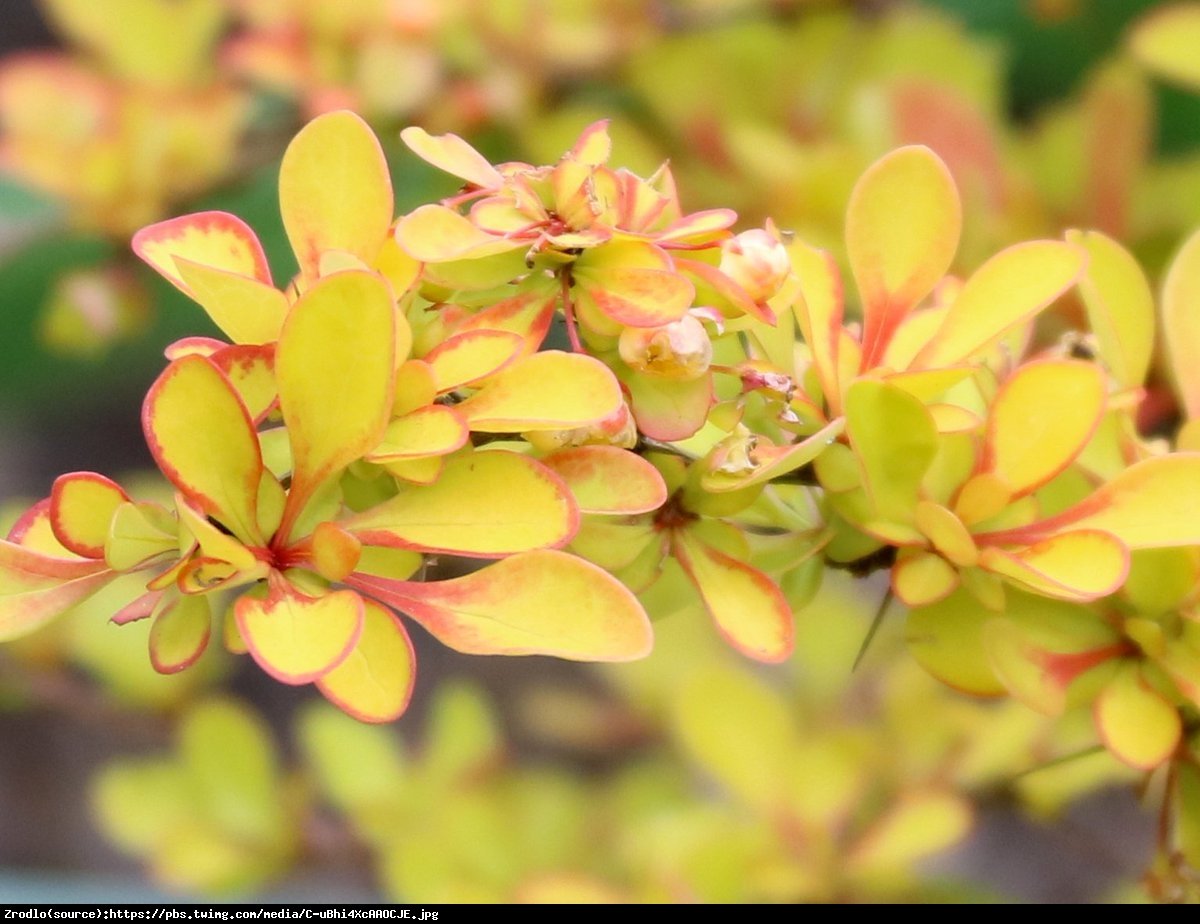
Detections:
540,446,668,515
673,528,794,663
349,549,653,660
316,599,416,723
149,594,212,674
132,211,271,291
50,472,129,559
235,574,364,684
0,540,115,641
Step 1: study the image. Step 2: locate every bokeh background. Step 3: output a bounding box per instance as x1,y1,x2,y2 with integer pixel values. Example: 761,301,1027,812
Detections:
3,0,1200,902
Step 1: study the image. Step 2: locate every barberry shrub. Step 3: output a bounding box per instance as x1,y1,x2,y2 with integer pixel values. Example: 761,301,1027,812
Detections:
9,109,1200,893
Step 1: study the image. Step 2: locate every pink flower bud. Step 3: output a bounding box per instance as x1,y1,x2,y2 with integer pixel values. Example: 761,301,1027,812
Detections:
618,316,712,381
719,229,790,302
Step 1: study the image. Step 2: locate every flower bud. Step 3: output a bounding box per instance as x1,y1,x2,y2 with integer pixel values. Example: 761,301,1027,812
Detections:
719,228,790,302
618,316,712,381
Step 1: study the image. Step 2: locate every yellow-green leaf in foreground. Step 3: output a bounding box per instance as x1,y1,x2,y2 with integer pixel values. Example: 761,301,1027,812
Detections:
458,351,623,432
906,589,1005,696
365,406,468,463
50,472,129,559
316,599,416,723
845,379,937,527
235,577,364,684
142,355,264,546
279,110,393,277
1094,664,1181,770
1162,229,1200,418
275,271,395,540
349,549,652,661
344,451,577,557
671,663,797,811
173,260,289,346
1067,229,1154,390
846,146,961,367
981,360,1105,497
913,241,1085,368
673,527,794,663
848,791,972,878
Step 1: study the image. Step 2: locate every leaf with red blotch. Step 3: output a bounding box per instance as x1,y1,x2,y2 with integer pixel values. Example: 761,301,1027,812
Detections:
348,549,652,661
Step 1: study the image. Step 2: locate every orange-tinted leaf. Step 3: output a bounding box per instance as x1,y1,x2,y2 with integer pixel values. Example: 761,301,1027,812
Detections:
979,530,1128,601
132,211,271,291
349,549,652,661
540,446,667,515
316,599,416,723
892,551,959,607
673,528,793,663
424,329,523,391
50,472,129,559
311,522,362,583
235,576,364,684
847,146,961,367
279,111,393,277
209,344,277,424
0,540,114,641
914,241,1086,368
400,126,503,189
458,351,622,432
345,451,577,557
142,355,264,545
618,364,713,442
981,360,1105,497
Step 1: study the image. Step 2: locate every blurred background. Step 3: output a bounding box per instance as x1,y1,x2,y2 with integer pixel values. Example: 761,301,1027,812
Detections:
2,0,1200,903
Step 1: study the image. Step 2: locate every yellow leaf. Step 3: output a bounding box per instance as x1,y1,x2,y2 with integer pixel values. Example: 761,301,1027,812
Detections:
789,242,842,412
149,594,212,674
400,126,503,189
846,146,961,368
345,451,577,556
133,211,272,292
673,528,793,663
891,550,959,607
310,523,362,583
235,576,364,684
914,241,1086,368
1130,3,1200,91
1095,664,1181,770
279,111,393,278
350,550,653,660
276,271,395,540
105,502,177,572
979,530,1128,601
394,204,520,262
365,406,468,462
915,500,977,566
208,344,278,424
50,472,129,559
424,329,523,391
316,600,416,723
458,351,623,432
143,355,264,545
174,260,288,346
1067,229,1154,390
540,446,667,515
982,360,1106,497
1162,229,1200,418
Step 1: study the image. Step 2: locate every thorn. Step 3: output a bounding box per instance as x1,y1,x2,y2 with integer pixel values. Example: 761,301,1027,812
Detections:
852,587,894,672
